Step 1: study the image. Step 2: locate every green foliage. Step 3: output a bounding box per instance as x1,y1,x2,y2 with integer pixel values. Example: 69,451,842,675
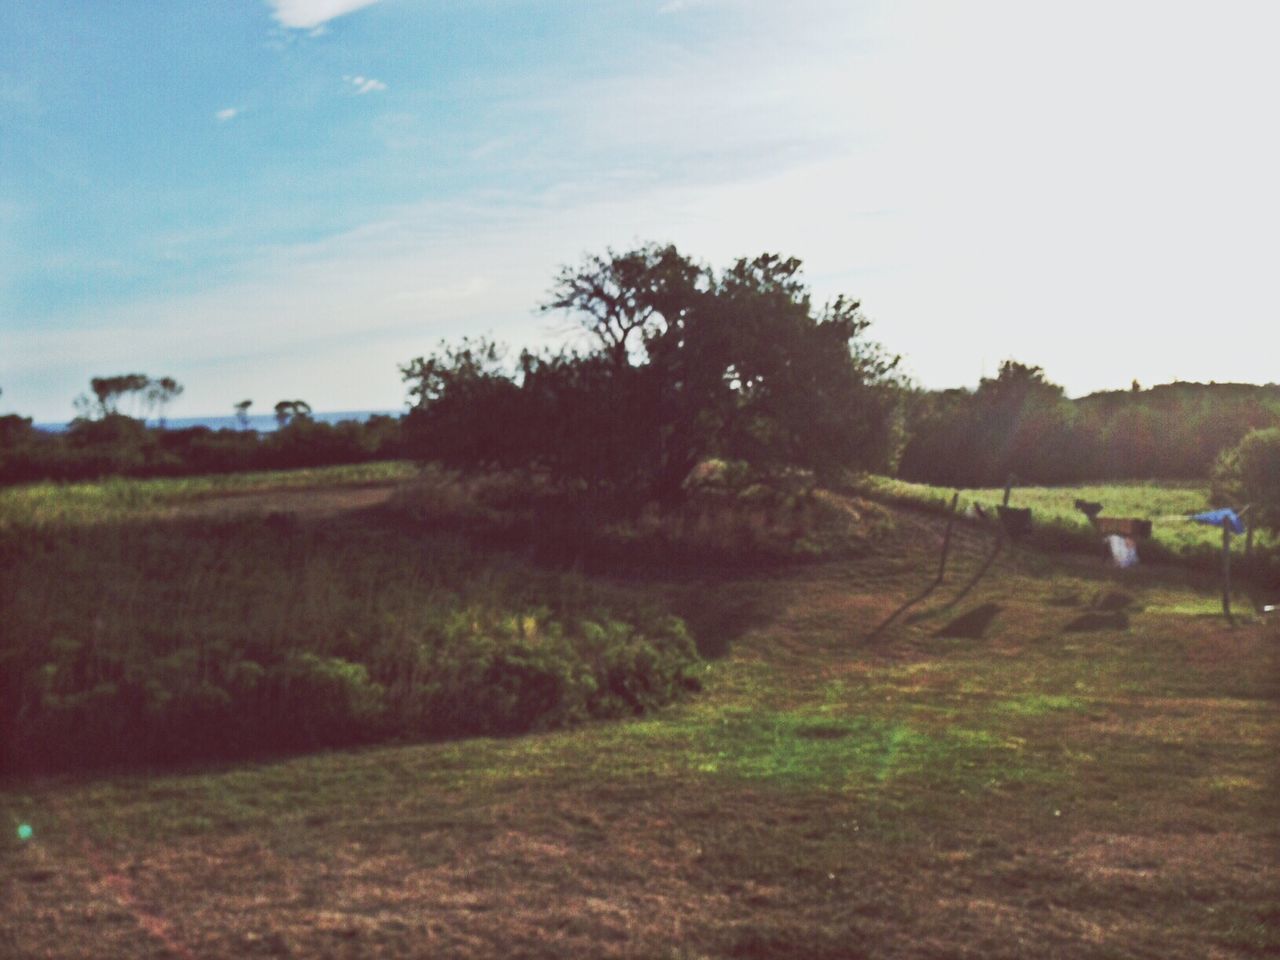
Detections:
400,339,532,475
0,412,405,485
75,373,183,421
0,476,701,772
402,244,902,505
1213,427,1280,531
272,399,312,428
392,464,888,566
900,371,1280,486
385,610,698,735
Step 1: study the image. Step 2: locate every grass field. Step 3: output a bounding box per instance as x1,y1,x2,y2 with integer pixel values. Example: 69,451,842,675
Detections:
2,468,1278,957
0,461,416,530
857,476,1274,562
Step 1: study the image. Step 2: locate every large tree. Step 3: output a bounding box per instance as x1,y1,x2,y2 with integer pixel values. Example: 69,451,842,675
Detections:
541,242,703,370
234,400,253,431
273,400,312,429
405,244,902,502
86,373,149,418
145,376,183,426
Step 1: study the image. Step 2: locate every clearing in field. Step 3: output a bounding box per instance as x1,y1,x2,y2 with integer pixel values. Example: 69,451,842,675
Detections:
2,470,1278,959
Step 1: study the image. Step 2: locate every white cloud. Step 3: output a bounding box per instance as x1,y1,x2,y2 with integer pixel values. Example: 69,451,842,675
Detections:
13,0,1280,420
215,107,239,122
267,0,382,30
344,75,387,94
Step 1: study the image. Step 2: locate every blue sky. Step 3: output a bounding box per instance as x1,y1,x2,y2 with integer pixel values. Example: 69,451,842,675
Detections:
2,0,1277,422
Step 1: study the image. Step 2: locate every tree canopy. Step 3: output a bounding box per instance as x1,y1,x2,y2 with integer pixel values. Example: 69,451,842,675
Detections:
73,374,185,422
402,244,902,502
1213,427,1280,532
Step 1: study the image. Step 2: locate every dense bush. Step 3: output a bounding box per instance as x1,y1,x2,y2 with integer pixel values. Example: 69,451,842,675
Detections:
0,509,701,773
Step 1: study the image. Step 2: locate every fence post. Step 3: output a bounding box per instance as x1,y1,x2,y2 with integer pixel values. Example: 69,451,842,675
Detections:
1222,521,1233,624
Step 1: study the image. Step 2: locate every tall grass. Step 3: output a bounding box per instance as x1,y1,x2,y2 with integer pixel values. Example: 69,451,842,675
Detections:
0,475,700,773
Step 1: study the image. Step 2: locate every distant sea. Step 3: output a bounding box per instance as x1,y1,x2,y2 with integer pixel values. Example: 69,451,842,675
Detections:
35,409,402,434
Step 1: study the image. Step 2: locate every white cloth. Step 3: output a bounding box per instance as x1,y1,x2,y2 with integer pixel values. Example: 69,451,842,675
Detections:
1106,535,1138,568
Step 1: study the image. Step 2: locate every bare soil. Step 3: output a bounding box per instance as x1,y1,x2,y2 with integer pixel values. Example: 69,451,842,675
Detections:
167,481,399,520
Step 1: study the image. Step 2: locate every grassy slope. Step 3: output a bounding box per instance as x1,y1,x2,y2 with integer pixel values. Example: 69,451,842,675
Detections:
2,474,1279,958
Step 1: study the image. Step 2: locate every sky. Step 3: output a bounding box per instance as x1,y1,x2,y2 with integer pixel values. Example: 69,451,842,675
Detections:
2,0,1277,423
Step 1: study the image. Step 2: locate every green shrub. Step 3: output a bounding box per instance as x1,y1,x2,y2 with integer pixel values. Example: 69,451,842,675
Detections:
393,463,874,565
1213,427,1280,532
0,502,700,773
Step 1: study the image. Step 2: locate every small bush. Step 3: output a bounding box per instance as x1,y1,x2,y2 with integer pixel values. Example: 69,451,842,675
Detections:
1213,427,1280,532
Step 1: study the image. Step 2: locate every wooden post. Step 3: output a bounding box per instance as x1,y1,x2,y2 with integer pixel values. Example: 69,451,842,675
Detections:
1222,520,1233,623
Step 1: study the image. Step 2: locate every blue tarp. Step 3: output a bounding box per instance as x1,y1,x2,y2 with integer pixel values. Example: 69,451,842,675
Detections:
1191,508,1245,534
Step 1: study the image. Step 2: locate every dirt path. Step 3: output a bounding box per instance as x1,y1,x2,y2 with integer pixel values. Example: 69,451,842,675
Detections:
164,481,400,521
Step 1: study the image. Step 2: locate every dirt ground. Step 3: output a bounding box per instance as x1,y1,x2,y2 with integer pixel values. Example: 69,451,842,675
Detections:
165,481,399,521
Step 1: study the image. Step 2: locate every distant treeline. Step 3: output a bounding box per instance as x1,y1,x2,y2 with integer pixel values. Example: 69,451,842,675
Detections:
0,411,403,485
898,363,1280,487
3,247,1278,492
4,364,1276,492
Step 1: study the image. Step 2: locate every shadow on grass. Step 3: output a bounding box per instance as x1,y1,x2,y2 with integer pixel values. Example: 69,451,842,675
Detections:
871,534,1004,642
667,580,785,659
934,602,1002,639
1063,611,1130,632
